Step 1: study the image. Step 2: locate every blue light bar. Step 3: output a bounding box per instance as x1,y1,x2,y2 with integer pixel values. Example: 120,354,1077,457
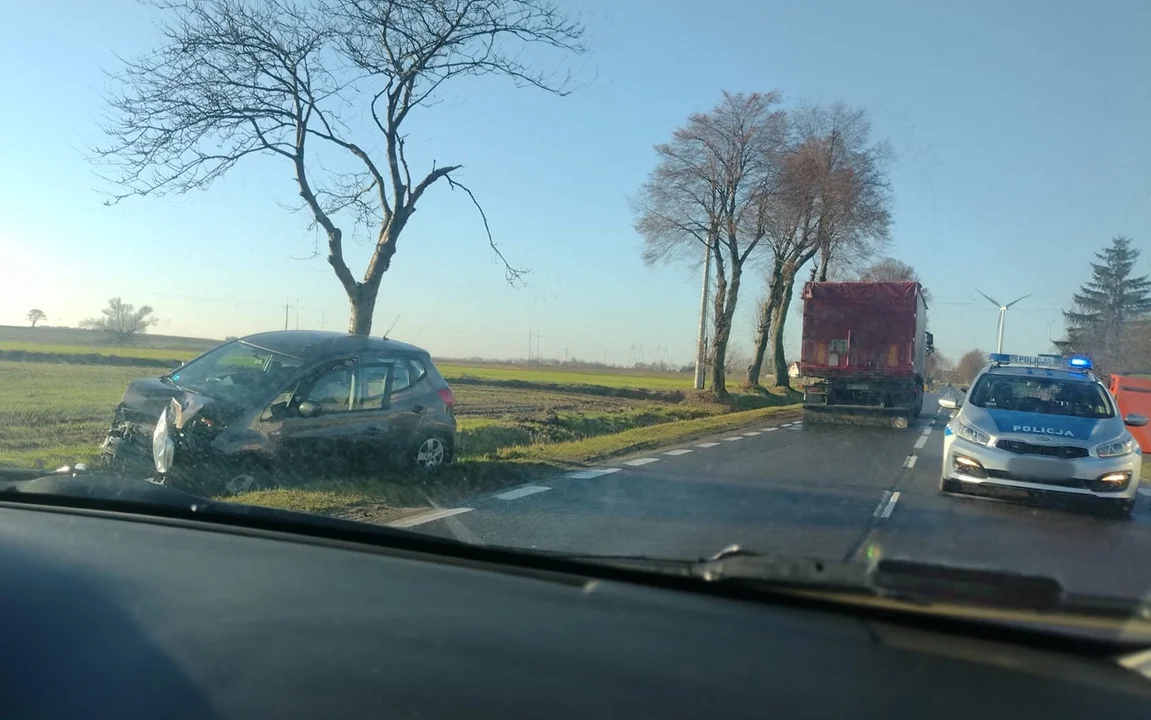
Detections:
1068,356,1092,369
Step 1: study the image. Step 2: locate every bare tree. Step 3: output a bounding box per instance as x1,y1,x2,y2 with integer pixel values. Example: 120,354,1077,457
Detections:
96,0,586,335
747,104,893,388
955,349,987,385
26,309,46,328
859,256,931,303
633,91,786,397
81,298,159,342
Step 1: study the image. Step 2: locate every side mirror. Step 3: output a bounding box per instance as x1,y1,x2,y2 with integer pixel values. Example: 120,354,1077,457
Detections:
297,400,322,419
1125,413,1149,427
938,396,958,410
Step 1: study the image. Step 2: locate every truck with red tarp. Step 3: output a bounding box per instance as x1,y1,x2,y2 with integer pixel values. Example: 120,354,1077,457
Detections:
799,281,931,428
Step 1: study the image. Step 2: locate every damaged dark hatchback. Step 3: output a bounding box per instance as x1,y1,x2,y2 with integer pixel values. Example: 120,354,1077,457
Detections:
101,331,458,495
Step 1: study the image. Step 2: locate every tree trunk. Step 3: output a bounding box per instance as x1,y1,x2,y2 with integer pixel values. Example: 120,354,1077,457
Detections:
817,246,831,282
709,248,740,398
747,257,785,387
347,282,380,336
771,271,798,387
747,299,771,387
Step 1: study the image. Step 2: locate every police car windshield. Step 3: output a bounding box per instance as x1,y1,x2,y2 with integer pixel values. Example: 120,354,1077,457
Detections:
968,374,1115,419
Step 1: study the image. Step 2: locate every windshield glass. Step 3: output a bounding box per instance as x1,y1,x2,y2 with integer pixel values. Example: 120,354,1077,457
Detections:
968,375,1115,419
171,342,302,404
1,0,1150,638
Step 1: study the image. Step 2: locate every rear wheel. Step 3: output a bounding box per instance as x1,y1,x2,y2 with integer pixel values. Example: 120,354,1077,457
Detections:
414,436,451,470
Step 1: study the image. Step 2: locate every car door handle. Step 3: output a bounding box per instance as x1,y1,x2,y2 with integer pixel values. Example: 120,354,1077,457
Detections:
411,405,427,414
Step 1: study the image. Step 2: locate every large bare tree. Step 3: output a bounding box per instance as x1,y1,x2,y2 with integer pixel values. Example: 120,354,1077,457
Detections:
633,92,786,397
746,103,893,388
81,298,159,342
96,0,585,335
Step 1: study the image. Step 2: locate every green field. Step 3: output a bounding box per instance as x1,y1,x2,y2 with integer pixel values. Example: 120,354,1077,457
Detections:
0,329,793,520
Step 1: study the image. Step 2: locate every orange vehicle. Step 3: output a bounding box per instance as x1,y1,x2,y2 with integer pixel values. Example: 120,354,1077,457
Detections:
1110,374,1151,451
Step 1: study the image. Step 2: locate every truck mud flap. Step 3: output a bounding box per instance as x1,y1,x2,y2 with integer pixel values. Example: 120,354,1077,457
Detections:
803,406,911,429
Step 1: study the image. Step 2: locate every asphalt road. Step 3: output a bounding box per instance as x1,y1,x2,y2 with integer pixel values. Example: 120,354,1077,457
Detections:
399,395,1151,601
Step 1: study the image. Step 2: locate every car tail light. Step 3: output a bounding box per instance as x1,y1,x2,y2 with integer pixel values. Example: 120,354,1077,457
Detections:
437,387,456,410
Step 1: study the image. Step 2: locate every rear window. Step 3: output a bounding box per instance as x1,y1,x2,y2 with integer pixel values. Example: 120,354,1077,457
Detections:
969,374,1115,419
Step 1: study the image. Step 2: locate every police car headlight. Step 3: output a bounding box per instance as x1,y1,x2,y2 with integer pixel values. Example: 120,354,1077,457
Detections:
1096,435,1136,458
955,420,990,446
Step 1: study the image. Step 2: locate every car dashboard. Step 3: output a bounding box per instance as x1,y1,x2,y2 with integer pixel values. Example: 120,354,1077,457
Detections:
0,493,1149,719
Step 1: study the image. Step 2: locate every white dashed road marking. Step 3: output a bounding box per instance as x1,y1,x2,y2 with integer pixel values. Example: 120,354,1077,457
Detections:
664,449,694,456
873,491,892,517
723,436,744,442
1139,488,1151,498
763,428,778,432
881,491,901,518
743,431,761,436
921,427,932,436
496,486,551,500
695,442,720,448
914,434,928,449
903,455,918,469
624,457,659,466
389,507,474,528
567,468,620,479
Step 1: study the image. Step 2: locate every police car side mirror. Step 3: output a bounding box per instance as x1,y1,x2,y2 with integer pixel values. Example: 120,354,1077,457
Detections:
1125,413,1148,427
938,396,958,410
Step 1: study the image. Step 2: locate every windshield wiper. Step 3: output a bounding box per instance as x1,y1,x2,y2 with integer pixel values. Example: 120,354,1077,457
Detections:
549,547,1078,612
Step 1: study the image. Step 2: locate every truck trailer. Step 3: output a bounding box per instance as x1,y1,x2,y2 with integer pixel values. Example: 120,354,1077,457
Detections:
799,281,930,428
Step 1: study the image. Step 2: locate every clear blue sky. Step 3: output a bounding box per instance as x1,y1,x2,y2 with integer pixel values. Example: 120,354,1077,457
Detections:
1,0,1148,366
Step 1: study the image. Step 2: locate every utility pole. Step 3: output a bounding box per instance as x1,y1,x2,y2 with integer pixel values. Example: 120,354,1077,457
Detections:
693,243,712,389
295,298,300,331
283,300,291,331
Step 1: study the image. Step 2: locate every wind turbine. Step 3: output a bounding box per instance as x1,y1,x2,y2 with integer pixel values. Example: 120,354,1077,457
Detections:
975,289,1032,354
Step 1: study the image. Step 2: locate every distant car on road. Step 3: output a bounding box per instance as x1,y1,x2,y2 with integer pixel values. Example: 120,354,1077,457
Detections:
938,353,1146,516
101,331,457,495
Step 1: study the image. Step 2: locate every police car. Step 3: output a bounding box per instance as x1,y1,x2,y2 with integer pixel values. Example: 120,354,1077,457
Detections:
939,353,1146,516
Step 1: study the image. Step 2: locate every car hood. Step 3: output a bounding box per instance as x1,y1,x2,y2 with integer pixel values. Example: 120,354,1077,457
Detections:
962,406,1116,444
120,377,244,427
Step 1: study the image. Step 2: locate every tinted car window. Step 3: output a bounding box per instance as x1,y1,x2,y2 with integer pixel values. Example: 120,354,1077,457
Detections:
361,364,392,409
969,375,1114,419
305,367,355,414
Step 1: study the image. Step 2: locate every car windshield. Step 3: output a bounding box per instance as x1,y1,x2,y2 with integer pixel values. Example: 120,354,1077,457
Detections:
170,342,303,404
2,0,1150,638
968,375,1115,419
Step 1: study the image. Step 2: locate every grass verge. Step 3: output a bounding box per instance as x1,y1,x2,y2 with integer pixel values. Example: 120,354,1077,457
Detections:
228,402,802,521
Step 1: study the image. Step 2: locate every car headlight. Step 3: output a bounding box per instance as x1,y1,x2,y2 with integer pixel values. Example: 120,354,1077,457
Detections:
954,420,990,446
1096,435,1137,458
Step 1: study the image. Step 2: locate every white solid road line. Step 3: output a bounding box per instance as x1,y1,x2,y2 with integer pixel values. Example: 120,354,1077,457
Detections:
881,492,901,518
389,507,474,528
873,491,892,517
495,486,551,500
664,448,694,456
903,455,918,469
695,442,721,448
624,457,660,466
914,434,928,449
567,468,621,479
723,436,745,442
743,431,761,436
